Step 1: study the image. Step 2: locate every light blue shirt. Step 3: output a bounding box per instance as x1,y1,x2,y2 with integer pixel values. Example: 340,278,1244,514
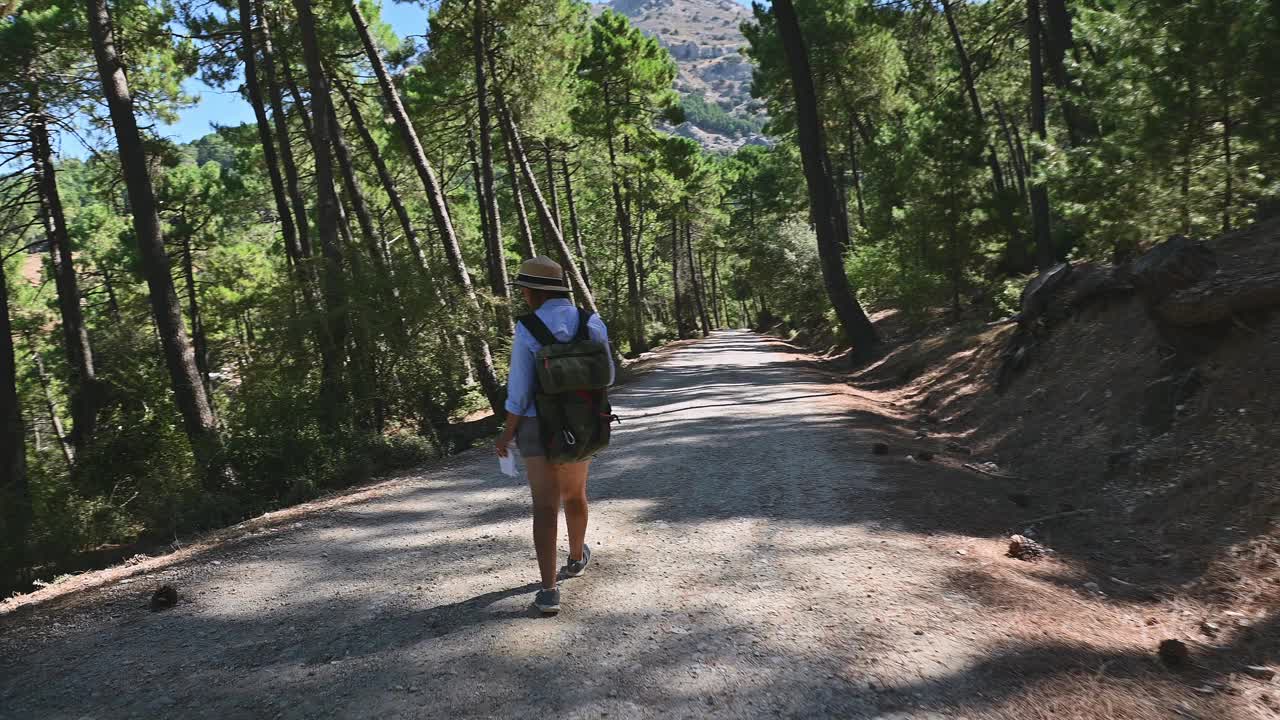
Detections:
505,298,614,417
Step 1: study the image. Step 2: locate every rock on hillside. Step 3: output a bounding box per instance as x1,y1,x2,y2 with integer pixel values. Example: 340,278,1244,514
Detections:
598,0,766,153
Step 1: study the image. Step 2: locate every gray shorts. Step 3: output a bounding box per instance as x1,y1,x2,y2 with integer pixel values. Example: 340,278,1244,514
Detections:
516,416,543,458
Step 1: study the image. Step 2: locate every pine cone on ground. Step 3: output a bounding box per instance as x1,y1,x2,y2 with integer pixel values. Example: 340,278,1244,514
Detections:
1007,534,1048,561
150,585,178,611
1158,639,1189,667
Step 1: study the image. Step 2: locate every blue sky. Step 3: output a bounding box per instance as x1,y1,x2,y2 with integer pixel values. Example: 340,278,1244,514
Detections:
102,0,755,154
150,0,431,150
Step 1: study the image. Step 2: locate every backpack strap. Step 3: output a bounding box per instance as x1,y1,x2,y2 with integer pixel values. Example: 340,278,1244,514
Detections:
573,308,592,342
517,313,558,346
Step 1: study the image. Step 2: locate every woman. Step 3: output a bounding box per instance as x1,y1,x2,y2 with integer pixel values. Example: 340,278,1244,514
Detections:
496,256,613,614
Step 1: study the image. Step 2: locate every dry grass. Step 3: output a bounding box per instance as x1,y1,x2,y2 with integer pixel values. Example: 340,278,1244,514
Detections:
818,221,1280,719
997,672,1208,720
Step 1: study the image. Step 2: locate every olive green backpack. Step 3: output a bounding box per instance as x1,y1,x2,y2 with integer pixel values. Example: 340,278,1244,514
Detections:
517,309,617,462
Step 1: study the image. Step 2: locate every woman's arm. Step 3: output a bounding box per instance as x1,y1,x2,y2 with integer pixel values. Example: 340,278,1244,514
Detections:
498,324,535,456
495,412,523,458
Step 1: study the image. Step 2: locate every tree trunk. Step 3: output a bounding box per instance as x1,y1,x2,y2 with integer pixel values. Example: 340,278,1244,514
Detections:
541,141,577,297
492,87,598,315
947,184,963,315
772,0,878,356
942,0,1007,198
671,216,686,339
30,104,98,455
635,176,650,316
350,0,503,413
334,76,429,276
1027,0,1054,271
560,157,592,290
697,249,717,330
101,267,122,323
993,99,1028,204
238,0,304,270
544,143,564,235
1179,104,1195,236
293,0,352,427
1041,0,1097,146
1221,83,1232,235
325,93,395,293
180,231,212,402
335,202,382,432
533,153,556,251
257,0,312,260
943,0,1026,272
468,136,502,303
710,248,723,329
237,313,253,366
685,216,710,337
243,310,257,347
605,130,646,352
377,213,394,270
86,0,232,485
468,136,515,327
487,52,535,262
0,265,29,574
499,121,537,260
472,0,509,297
1010,110,1032,193
256,0,339,374
282,58,312,134
1155,267,1280,327
846,117,867,230
28,342,74,468
604,99,650,351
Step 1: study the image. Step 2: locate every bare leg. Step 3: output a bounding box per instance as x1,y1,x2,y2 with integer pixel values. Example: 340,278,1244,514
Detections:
558,461,590,562
526,456,559,589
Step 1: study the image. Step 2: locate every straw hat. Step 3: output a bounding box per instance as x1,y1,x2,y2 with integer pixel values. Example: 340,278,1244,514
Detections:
511,255,570,292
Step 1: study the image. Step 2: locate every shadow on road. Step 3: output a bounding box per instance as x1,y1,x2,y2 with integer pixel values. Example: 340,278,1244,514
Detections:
0,331,1271,720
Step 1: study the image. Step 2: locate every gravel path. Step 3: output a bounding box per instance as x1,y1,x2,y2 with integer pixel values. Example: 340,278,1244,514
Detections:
1,331,1013,719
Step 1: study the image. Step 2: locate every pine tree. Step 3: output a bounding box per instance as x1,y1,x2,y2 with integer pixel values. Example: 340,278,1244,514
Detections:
0,259,29,576
349,0,504,414
573,10,680,354
764,0,877,356
86,0,233,486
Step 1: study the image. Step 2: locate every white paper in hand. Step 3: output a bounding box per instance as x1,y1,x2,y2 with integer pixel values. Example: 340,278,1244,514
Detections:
499,445,520,478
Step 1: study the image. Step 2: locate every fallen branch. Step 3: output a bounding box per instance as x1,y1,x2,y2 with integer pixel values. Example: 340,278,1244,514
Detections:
961,462,1022,481
1021,508,1095,525
1156,267,1280,326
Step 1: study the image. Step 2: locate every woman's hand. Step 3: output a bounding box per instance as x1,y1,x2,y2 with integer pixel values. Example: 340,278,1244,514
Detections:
496,430,515,458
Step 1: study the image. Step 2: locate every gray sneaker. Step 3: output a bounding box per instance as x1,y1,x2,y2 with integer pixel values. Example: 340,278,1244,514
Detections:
561,544,592,578
534,587,560,614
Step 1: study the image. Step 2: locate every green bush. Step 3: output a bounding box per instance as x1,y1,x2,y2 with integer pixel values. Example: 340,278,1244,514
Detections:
993,274,1030,318
846,241,947,325
646,320,679,347
681,94,764,137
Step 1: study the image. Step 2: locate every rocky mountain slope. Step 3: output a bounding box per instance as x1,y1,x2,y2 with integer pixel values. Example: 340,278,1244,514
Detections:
599,0,767,153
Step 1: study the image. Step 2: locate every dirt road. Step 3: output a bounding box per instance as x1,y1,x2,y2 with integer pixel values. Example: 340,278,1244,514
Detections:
0,332,1135,719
